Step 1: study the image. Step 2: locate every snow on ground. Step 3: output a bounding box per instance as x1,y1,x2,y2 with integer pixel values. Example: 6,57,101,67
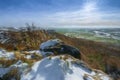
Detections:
40,51,54,57
11,60,28,69
0,49,29,78
25,55,32,59
0,67,10,77
23,50,42,59
11,60,29,73
24,50,40,54
21,55,111,80
0,49,15,60
0,60,29,78
0,49,41,60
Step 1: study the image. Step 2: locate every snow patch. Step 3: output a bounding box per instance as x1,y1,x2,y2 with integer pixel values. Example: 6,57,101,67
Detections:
11,60,29,73
21,56,111,80
0,49,15,60
0,67,10,77
0,60,29,78
40,39,62,50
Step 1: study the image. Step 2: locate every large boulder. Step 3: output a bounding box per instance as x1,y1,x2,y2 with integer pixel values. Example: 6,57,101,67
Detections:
59,44,81,59
40,39,81,59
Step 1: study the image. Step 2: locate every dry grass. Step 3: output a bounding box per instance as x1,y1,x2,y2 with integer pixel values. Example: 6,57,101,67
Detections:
0,29,52,51
0,58,17,67
83,70,113,80
0,51,43,68
14,51,43,66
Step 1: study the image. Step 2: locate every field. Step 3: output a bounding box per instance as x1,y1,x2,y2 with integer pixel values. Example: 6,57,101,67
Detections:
55,28,120,46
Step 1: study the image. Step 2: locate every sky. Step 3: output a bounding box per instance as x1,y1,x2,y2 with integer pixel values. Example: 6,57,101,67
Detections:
0,0,120,28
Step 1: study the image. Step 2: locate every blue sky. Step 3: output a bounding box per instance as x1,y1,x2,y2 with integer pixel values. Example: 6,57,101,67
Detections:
0,0,120,28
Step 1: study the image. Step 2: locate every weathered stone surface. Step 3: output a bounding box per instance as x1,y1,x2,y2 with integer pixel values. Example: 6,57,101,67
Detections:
40,39,81,59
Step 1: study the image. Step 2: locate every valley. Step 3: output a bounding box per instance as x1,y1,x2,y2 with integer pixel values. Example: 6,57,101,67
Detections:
55,28,120,47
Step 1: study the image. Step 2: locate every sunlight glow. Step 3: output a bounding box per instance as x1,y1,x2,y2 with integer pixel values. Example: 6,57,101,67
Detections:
83,1,97,13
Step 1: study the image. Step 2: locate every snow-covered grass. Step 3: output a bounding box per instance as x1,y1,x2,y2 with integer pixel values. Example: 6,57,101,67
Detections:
21,50,43,60
0,60,29,79
0,67,10,77
21,55,112,80
0,49,15,60
0,48,43,70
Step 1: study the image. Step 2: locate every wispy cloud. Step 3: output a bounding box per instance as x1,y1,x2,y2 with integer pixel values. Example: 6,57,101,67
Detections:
42,0,120,27
0,0,120,28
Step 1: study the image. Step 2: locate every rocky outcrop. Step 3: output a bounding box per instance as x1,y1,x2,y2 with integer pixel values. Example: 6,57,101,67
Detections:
40,39,81,59
21,55,112,80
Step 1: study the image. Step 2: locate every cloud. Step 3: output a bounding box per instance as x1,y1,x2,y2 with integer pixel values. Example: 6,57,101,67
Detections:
0,0,120,28
41,0,120,27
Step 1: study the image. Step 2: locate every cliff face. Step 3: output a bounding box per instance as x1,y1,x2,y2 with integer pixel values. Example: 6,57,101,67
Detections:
0,28,120,80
